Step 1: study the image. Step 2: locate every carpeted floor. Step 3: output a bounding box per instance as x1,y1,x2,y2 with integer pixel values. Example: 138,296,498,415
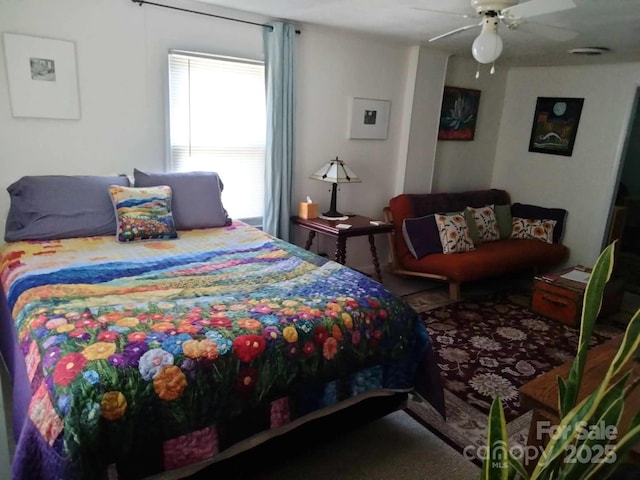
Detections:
249,410,480,479
404,291,628,465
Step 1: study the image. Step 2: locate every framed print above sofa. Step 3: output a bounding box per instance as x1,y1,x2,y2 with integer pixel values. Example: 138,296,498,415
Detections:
438,86,481,141
528,97,584,156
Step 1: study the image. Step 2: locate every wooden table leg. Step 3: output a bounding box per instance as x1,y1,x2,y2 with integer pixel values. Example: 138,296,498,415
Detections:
304,231,316,250
335,237,346,264
368,234,383,283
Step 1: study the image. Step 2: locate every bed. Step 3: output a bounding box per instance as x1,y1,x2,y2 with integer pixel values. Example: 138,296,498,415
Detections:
0,173,444,479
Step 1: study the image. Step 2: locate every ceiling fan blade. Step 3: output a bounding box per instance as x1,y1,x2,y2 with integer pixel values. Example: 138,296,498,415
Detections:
410,6,474,20
429,22,481,42
502,0,576,19
516,21,579,42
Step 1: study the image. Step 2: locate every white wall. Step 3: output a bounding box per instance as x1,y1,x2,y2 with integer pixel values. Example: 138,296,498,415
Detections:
402,47,449,194
0,0,154,195
492,62,640,266
292,26,420,265
293,37,452,266
432,56,507,192
0,0,451,271
0,0,266,239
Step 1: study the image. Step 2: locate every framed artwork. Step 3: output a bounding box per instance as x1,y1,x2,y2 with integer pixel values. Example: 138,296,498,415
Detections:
438,86,481,141
349,97,390,139
528,97,584,156
3,33,81,119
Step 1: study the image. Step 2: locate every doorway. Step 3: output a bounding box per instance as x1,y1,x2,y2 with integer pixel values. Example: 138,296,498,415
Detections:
609,86,640,295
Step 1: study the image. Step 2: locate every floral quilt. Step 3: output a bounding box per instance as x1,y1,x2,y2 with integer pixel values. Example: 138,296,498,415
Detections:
0,222,441,479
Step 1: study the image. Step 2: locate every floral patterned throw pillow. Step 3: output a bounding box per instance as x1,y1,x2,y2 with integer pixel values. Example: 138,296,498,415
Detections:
435,212,475,254
511,217,556,243
466,205,500,243
109,185,178,242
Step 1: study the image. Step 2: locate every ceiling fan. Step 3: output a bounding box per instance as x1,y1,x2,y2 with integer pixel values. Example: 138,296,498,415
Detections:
417,0,578,64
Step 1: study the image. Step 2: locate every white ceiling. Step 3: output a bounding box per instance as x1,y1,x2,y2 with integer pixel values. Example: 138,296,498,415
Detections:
195,0,640,66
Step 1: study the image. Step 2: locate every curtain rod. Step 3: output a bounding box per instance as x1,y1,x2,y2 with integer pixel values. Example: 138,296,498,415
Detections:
132,0,300,34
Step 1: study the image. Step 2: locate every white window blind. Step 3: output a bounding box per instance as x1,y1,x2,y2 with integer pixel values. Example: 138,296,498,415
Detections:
168,51,266,223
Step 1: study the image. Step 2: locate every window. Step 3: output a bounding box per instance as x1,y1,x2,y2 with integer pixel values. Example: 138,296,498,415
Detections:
168,51,266,224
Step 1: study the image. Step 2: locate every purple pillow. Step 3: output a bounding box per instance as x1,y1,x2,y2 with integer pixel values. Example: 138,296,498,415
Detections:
510,203,567,243
402,215,443,259
133,169,231,230
5,175,130,242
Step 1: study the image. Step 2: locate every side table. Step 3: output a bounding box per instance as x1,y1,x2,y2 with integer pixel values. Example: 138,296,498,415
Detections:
531,265,624,327
291,215,394,283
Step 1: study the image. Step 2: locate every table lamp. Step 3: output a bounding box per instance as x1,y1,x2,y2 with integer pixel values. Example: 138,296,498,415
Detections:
310,156,361,218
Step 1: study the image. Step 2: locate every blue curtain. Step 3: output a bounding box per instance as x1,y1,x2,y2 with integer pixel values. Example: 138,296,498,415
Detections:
263,22,296,240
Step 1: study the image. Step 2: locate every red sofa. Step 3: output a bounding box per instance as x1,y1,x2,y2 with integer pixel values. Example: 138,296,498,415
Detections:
384,189,569,300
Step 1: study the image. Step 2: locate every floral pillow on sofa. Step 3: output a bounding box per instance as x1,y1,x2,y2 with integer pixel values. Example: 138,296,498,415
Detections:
466,205,500,243
435,212,475,254
511,217,556,243
511,203,566,243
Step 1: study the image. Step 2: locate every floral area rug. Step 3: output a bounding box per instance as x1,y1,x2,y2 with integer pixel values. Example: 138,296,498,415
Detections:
404,292,626,465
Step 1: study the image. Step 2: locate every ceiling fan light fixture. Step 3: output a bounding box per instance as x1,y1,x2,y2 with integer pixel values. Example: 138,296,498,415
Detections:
472,17,503,64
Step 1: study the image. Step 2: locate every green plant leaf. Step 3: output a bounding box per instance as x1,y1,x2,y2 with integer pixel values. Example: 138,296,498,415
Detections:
532,360,636,475
559,243,615,418
582,411,640,480
557,376,568,422
533,310,640,478
507,451,530,480
581,310,640,419
486,241,640,479
587,370,629,423
481,396,510,480
532,387,600,477
606,308,640,378
556,375,628,480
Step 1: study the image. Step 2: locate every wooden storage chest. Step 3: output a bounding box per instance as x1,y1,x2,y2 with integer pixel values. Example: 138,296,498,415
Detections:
531,265,624,327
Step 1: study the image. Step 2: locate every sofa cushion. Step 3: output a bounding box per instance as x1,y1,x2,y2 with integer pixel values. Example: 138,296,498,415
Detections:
388,189,511,267
435,212,475,254
511,203,567,243
409,189,510,218
463,209,480,244
494,204,512,239
399,239,569,283
133,169,231,230
402,215,443,259
466,205,500,243
511,217,556,243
